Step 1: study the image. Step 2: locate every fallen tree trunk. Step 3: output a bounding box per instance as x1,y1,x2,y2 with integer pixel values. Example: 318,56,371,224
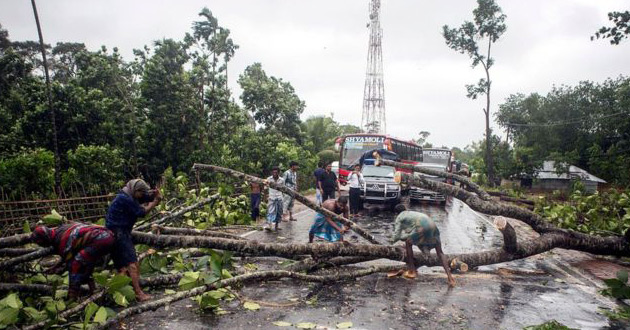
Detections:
376,158,492,201
401,170,630,256
135,194,220,231
0,233,32,248
0,248,38,257
151,225,246,240
192,163,381,245
0,247,54,269
494,216,518,253
0,283,54,295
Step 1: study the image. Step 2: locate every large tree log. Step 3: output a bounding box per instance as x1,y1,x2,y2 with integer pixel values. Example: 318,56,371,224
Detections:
151,225,246,241
0,248,38,257
0,233,32,248
0,247,54,269
192,163,381,244
135,194,221,231
376,158,492,201
0,283,54,295
95,265,398,330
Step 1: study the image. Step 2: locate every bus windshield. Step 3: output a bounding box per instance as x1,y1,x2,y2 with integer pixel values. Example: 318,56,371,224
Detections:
422,149,451,166
341,136,385,168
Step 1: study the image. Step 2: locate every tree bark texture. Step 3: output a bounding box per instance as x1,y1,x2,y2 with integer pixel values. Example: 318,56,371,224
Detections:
0,233,33,248
0,247,54,269
494,216,518,253
151,225,246,240
377,158,491,201
134,194,220,231
192,163,381,244
0,248,38,257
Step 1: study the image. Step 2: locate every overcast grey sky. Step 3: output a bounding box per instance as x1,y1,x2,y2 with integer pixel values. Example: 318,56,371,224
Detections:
1,0,629,149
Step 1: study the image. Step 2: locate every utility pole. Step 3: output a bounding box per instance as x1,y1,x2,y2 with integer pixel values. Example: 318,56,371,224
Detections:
31,0,61,195
361,0,386,134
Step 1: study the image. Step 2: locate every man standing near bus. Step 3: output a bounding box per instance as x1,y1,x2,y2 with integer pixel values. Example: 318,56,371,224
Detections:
318,162,340,202
313,162,325,206
282,161,299,221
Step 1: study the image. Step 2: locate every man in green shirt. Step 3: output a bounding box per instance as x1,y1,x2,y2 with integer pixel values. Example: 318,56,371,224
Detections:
390,204,456,287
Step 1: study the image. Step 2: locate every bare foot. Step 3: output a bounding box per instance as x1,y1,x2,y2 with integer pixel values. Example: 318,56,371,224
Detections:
402,270,418,279
447,277,456,288
387,269,404,278
136,292,152,302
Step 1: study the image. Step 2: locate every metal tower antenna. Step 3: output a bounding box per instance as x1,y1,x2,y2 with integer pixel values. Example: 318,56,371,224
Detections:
361,0,386,134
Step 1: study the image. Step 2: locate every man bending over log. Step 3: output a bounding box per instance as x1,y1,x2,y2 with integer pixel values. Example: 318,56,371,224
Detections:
309,196,349,243
106,179,162,301
389,204,455,287
32,223,115,299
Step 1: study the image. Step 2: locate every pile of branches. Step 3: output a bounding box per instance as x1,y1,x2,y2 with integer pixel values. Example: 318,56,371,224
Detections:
1,161,629,329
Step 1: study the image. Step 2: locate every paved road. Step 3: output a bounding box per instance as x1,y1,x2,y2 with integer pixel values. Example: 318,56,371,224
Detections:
126,198,627,330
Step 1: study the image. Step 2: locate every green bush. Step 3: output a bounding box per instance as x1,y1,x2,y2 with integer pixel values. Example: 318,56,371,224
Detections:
63,144,125,193
0,149,54,198
316,149,337,167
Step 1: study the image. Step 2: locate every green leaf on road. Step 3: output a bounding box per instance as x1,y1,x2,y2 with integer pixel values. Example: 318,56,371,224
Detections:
272,321,292,327
337,321,353,329
296,322,317,329
243,301,260,310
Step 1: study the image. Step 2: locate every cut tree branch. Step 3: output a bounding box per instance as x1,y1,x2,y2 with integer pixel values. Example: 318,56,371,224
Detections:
151,225,246,240
0,247,54,269
135,194,221,231
0,233,33,248
192,163,381,244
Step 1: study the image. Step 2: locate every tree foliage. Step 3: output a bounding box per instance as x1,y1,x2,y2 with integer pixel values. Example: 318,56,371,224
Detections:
592,11,630,45
496,77,630,186
443,0,506,186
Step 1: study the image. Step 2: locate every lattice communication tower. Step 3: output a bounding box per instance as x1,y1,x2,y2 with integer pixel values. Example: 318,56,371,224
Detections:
361,0,386,134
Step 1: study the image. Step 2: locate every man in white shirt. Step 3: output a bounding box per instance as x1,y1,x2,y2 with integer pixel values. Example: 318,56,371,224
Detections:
265,166,285,231
282,161,299,221
347,164,365,218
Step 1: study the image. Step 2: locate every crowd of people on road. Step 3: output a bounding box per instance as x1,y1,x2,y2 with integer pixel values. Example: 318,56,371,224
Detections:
28,161,454,301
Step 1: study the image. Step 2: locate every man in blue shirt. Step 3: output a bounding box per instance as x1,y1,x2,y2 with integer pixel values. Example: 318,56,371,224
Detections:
106,179,162,301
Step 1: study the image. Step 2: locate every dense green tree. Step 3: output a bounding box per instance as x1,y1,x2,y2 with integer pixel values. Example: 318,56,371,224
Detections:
140,39,200,178
443,0,507,186
238,63,305,141
496,77,630,186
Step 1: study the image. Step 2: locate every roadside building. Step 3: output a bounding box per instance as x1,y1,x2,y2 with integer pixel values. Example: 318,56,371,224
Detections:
527,161,606,194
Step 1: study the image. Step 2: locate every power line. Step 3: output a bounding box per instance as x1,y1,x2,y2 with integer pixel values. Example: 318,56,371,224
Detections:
504,111,630,128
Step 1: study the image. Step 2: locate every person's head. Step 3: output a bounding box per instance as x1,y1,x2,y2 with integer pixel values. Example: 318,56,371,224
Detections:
123,179,150,201
353,164,361,172
334,195,348,213
271,166,280,178
325,163,332,172
290,161,299,171
394,203,407,214
32,225,54,247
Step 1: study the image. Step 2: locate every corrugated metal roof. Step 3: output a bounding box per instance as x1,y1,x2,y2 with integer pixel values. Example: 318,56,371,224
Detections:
535,161,606,183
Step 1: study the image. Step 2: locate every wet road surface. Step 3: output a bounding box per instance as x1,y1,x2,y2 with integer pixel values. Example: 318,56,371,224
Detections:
125,198,627,330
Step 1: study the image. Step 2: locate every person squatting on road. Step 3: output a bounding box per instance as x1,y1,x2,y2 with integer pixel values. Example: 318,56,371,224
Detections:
250,181,261,221
106,179,162,301
347,164,365,218
265,166,285,231
282,161,299,221
309,196,349,243
389,204,456,287
32,223,115,299
318,162,340,202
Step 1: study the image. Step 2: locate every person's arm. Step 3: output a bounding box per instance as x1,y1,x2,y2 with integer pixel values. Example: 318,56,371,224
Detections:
141,189,162,214
335,173,340,192
435,242,455,287
318,177,323,192
324,217,345,233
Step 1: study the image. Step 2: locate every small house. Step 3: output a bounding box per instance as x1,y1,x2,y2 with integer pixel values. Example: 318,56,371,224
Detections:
530,161,606,194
